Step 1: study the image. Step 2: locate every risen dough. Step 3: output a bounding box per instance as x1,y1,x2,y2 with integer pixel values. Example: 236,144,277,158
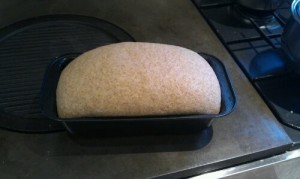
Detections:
56,42,221,118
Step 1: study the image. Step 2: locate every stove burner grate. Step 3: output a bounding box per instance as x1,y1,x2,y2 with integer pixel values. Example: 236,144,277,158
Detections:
193,0,300,130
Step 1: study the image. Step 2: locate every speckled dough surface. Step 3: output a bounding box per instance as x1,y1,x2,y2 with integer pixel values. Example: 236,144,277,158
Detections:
56,42,221,118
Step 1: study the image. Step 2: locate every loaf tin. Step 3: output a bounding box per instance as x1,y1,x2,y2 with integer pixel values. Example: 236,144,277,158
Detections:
40,53,236,136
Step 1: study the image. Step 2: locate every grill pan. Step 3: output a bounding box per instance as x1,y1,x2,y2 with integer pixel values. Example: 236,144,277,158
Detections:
0,15,134,132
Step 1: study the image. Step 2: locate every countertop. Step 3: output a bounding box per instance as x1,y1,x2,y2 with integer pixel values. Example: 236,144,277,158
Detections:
0,0,293,178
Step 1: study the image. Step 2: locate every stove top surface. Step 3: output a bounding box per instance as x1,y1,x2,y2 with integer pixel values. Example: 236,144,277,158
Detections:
193,0,300,147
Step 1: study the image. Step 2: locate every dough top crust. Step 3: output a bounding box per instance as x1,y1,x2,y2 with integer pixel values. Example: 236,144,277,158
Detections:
56,42,221,118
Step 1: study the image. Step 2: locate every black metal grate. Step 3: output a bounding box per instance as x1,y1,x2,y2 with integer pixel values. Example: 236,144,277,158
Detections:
193,0,300,131
193,0,293,79
0,15,134,132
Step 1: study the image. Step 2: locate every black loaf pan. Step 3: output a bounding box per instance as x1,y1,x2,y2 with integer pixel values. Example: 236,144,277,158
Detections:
41,53,236,136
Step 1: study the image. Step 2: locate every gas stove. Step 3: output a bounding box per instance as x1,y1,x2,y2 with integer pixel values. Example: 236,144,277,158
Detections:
193,0,300,146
